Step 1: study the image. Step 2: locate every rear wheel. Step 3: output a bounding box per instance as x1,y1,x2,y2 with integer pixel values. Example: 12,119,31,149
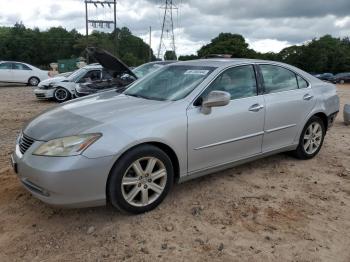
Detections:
107,145,174,214
28,77,40,86
292,116,325,159
54,87,71,103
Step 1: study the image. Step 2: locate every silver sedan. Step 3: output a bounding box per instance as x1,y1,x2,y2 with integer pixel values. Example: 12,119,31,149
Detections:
12,59,340,214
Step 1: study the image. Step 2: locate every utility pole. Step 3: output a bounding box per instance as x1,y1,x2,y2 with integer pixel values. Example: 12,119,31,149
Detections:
113,0,118,56
157,0,177,60
85,0,89,63
149,26,152,62
84,0,117,60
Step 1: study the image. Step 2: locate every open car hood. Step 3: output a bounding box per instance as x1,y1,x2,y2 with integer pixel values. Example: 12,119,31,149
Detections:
86,47,137,79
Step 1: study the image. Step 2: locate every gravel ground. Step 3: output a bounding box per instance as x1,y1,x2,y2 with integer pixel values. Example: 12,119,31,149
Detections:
0,85,349,262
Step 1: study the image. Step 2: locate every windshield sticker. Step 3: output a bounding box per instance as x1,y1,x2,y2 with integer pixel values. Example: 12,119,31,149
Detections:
184,70,209,75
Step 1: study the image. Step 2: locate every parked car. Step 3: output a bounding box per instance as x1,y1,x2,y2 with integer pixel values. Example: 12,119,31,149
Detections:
132,60,177,78
316,73,334,82
34,64,104,102
75,49,176,97
75,48,138,97
0,61,49,86
330,72,350,84
11,59,339,214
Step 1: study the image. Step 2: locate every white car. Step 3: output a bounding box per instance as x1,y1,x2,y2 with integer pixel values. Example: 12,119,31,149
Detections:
34,64,103,102
0,61,49,86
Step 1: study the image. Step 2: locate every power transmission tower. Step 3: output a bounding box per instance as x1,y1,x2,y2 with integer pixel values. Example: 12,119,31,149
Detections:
157,0,177,60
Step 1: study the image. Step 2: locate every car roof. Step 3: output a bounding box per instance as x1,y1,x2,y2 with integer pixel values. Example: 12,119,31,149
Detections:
173,58,287,67
0,60,29,64
172,58,321,82
82,64,102,69
174,58,313,72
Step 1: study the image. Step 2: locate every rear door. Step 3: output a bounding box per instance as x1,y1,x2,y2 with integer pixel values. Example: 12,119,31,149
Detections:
259,64,316,152
0,62,14,82
187,65,265,173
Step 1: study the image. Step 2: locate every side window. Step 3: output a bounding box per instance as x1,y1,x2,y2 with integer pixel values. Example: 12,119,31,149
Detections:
0,63,13,69
202,65,257,100
297,75,308,89
260,65,298,94
83,70,101,81
13,63,31,70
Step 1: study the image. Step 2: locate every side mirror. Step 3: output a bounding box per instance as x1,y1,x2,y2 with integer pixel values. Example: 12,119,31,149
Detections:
200,90,230,114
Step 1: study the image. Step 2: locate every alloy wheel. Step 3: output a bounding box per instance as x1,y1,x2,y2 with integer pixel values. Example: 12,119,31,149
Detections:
55,89,68,101
121,157,167,207
29,78,39,86
303,122,323,155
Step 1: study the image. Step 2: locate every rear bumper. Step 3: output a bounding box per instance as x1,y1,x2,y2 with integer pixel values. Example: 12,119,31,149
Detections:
327,111,338,129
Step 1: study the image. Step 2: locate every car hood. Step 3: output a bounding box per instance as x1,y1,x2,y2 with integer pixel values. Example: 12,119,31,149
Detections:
86,47,137,79
23,91,173,141
38,76,67,86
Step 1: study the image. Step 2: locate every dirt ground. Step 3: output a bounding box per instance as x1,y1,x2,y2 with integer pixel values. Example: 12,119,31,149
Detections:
0,84,349,262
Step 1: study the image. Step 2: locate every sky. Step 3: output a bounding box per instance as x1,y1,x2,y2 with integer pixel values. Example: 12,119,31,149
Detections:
0,0,350,57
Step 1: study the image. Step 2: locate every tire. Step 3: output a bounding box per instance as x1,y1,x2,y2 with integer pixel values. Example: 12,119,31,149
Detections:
292,116,325,160
107,144,174,214
54,87,71,103
28,77,40,86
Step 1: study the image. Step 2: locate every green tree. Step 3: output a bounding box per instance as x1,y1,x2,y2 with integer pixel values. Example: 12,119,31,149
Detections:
0,23,154,68
164,50,177,60
178,54,198,61
197,33,257,58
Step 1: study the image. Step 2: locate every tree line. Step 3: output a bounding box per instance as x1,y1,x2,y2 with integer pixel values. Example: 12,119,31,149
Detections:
179,33,350,74
1,23,350,73
0,23,155,69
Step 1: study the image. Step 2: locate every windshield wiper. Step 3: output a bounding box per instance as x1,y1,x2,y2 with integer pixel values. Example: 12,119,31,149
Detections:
125,93,167,101
125,93,150,100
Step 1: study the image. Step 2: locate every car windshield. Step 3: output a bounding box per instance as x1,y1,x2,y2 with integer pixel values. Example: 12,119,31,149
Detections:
125,65,216,101
132,63,164,78
67,68,88,82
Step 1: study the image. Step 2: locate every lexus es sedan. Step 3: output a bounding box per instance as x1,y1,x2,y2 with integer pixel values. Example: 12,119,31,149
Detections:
0,61,49,86
12,59,339,214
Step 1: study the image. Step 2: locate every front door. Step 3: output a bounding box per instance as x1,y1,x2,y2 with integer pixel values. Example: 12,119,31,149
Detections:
187,65,265,173
259,64,316,152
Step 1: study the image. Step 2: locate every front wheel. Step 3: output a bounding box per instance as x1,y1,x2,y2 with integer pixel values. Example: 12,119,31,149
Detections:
54,87,71,103
292,116,325,159
107,145,174,214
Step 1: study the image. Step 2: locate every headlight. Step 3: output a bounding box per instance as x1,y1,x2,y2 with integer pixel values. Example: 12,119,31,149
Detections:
33,133,102,157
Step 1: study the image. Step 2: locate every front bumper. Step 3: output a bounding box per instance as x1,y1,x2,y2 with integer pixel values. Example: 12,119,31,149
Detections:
34,88,55,99
12,142,116,208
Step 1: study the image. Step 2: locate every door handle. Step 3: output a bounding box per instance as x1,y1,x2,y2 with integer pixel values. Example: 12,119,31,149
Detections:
249,104,264,112
303,94,314,101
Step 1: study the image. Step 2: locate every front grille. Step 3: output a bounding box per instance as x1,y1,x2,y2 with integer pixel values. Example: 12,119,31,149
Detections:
19,133,35,154
35,93,46,98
